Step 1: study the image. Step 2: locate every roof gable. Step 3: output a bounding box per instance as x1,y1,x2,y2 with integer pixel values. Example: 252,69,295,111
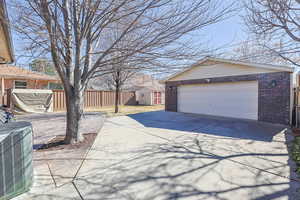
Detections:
166,57,294,82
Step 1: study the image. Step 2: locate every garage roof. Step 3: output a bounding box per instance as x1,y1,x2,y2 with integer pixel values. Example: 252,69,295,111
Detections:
164,57,295,82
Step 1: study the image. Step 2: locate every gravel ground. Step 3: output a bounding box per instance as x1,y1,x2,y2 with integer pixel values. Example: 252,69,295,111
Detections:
16,112,104,148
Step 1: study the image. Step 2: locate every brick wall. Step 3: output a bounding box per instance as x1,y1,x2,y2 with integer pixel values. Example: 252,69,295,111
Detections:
1,79,50,90
165,72,291,125
165,85,177,111
258,72,291,125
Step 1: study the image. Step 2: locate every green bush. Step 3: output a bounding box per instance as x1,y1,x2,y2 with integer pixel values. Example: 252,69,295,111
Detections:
291,136,300,174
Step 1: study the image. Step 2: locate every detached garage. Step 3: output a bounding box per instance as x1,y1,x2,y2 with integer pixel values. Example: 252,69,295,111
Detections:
164,57,296,125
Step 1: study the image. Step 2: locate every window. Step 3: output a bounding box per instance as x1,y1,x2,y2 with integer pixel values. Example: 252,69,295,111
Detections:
14,81,27,89
48,82,63,89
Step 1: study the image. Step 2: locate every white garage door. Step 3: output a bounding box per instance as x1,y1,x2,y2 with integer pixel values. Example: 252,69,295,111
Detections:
178,81,258,120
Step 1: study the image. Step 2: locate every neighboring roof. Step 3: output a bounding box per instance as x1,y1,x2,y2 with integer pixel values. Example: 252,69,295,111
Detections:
164,57,295,82
88,73,165,91
124,73,165,91
128,85,164,92
0,65,59,81
0,0,14,63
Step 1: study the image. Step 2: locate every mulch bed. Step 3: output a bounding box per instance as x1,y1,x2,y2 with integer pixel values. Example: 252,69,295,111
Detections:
292,128,300,137
37,133,97,151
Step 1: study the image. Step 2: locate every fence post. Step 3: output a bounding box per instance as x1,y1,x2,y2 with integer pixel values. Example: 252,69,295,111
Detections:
295,88,299,128
7,89,12,108
120,92,123,105
100,91,103,107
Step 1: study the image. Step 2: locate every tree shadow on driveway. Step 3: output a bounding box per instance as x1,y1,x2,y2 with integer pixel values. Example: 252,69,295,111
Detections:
74,135,300,200
128,111,288,142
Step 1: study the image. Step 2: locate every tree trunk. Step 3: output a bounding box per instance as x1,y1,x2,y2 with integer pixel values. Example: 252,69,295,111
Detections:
115,85,120,113
64,89,84,144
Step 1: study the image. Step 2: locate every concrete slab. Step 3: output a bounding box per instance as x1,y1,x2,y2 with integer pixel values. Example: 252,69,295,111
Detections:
12,112,104,200
42,149,86,187
75,111,300,200
13,111,300,199
127,111,287,142
16,112,104,187
12,160,81,200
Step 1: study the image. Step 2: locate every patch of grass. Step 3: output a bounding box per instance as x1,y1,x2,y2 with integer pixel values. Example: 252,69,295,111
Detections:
85,105,164,117
291,136,300,174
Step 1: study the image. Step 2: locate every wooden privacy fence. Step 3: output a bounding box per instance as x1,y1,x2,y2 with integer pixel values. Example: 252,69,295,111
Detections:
53,90,136,111
294,87,300,127
0,92,8,106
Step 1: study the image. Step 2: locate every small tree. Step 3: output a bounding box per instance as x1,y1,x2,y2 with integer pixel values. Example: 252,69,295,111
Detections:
104,64,136,113
101,24,148,113
11,0,234,144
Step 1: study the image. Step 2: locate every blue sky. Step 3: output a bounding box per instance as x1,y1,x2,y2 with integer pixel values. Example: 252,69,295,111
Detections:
200,0,248,54
206,15,247,48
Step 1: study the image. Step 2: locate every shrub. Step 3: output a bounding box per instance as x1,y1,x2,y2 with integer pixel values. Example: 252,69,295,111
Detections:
291,136,300,174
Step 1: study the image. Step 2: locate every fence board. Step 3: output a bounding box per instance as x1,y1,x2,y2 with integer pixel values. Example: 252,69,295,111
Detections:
52,90,136,112
0,89,10,107
0,93,7,106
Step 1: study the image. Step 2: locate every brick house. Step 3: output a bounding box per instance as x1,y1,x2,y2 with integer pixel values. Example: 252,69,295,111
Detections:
0,65,60,104
163,57,297,125
0,65,59,91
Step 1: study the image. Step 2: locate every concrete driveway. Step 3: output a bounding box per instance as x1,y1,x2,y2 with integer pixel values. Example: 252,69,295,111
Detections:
73,111,300,200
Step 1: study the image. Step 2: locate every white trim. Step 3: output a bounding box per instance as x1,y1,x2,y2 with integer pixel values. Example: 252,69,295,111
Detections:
163,57,295,82
12,89,53,94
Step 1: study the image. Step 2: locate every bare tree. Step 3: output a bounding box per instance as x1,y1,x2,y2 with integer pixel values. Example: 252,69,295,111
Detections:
104,65,136,113
244,0,300,66
101,22,150,114
229,39,290,65
11,0,234,144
